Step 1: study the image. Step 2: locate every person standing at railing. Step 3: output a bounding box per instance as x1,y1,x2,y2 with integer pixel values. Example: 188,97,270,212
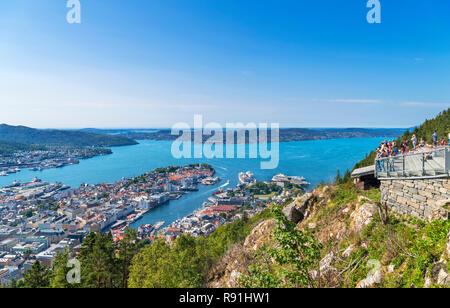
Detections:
411,134,417,150
432,131,438,147
448,132,450,146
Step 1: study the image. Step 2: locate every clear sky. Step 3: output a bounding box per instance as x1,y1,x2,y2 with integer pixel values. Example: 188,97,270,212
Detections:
0,0,449,128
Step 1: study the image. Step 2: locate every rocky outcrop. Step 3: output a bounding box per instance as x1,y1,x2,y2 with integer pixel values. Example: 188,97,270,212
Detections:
349,202,378,235
244,219,275,251
207,243,252,288
356,269,382,288
282,202,304,224
425,230,450,287
207,219,275,288
282,192,318,224
424,262,450,287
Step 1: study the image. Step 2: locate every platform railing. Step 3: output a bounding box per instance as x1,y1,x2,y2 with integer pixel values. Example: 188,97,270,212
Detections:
375,146,450,179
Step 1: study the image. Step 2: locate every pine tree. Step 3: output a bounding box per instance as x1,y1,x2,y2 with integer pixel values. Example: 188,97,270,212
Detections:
78,232,118,288
23,260,50,288
117,228,140,288
343,169,351,183
49,250,76,288
334,170,342,185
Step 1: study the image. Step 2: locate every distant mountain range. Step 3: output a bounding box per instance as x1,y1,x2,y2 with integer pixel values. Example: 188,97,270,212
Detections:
0,124,406,156
110,127,405,143
0,124,138,148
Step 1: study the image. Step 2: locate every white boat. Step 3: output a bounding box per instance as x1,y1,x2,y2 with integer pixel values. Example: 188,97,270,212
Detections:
272,174,310,186
238,171,256,185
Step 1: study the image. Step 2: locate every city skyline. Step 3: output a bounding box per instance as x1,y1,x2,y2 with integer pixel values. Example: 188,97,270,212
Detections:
0,1,449,128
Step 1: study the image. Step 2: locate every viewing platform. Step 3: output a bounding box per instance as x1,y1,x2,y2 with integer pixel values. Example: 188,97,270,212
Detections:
375,146,450,180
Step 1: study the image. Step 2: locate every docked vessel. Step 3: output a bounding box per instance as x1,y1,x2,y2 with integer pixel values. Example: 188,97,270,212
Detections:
272,174,310,187
154,221,165,230
201,177,221,185
238,171,256,185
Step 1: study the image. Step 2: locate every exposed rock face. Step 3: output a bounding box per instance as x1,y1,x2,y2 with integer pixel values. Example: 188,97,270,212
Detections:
424,262,450,287
282,202,304,224
207,244,252,288
319,252,337,276
342,244,355,258
317,221,348,244
349,203,378,235
424,230,450,287
282,192,317,224
296,192,317,213
208,219,275,288
244,219,275,251
356,269,382,288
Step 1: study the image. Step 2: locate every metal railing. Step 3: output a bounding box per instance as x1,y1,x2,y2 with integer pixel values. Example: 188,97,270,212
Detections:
375,146,450,179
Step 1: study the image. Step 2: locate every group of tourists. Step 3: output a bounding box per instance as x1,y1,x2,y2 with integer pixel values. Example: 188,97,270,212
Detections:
376,131,450,160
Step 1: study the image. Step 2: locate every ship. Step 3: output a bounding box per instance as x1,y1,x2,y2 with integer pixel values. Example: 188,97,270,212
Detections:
212,188,224,196
201,177,221,185
154,221,165,230
272,174,310,187
111,220,127,230
238,171,256,185
5,180,21,188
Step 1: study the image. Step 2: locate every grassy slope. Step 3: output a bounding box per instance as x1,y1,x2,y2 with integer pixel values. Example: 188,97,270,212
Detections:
306,183,449,288
233,183,449,288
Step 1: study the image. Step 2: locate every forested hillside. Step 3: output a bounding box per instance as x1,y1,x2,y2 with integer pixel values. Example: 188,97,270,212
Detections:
0,124,138,147
0,140,46,156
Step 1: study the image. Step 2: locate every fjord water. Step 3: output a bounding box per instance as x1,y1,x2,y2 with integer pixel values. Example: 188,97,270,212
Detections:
0,138,384,228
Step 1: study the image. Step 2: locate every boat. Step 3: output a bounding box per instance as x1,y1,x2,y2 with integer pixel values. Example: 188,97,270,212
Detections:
272,174,310,187
5,180,21,188
111,220,127,230
238,171,256,185
201,177,221,185
212,188,224,196
154,221,165,230
0,171,7,176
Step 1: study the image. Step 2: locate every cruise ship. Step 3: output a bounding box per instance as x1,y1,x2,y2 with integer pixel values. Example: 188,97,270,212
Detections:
272,174,310,187
238,171,256,185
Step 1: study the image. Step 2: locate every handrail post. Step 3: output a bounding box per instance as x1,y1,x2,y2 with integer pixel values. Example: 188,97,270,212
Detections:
445,147,448,174
422,153,425,176
374,158,377,178
387,158,390,177
402,155,405,177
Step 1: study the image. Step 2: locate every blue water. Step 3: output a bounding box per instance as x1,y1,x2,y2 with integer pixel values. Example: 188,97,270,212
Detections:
0,138,384,228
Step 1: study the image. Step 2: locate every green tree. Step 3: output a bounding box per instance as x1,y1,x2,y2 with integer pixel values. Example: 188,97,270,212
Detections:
117,228,140,288
78,232,118,288
23,260,51,288
241,204,322,288
334,169,342,185
49,250,76,288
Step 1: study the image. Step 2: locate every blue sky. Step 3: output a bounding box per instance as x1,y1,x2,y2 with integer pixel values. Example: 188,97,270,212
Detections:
0,0,449,128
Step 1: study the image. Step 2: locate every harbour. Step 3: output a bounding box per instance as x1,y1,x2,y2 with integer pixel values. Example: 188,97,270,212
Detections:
0,138,386,231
